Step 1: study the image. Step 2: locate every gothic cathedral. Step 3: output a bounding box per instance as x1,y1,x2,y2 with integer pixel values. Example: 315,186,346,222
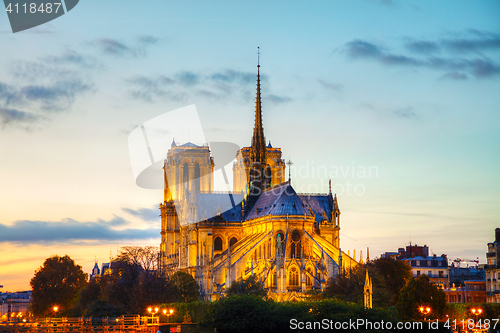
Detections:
159,62,360,301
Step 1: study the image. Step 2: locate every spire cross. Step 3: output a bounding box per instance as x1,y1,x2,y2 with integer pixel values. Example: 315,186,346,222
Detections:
287,159,293,181
257,46,260,67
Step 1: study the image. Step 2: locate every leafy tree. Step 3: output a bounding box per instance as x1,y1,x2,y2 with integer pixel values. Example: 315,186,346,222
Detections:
396,275,447,320
129,273,177,313
325,257,412,308
100,260,142,311
30,255,88,316
171,271,200,302
200,295,275,333
227,274,267,297
75,276,102,315
370,257,412,304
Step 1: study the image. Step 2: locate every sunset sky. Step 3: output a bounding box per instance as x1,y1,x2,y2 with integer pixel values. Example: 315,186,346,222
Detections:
1,0,499,292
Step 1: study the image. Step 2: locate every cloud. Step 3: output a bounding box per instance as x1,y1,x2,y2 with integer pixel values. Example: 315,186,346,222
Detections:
43,49,100,69
137,35,159,45
1,49,95,130
442,34,500,54
0,107,40,127
394,106,418,119
95,38,132,55
126,69,269,103
0,79,92,112
405,40,440,54
122,206,159,223
0,216,158,244
210,70,256,85
266,94,292,104
176,71,200,86
440,71,468,80
91,36,159,57
318,79,344,91
344,32,500,79
345,40,382,58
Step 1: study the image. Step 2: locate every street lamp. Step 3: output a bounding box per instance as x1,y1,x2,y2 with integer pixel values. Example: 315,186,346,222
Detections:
147,306,159,324
471,307,483,318
163,309,174,324
419,306,431,321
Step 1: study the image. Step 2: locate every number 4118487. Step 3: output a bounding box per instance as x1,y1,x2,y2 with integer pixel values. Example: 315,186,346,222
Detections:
6,2,62,14
444,318,498,330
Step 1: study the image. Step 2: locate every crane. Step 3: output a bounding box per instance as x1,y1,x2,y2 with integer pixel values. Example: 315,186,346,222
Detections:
451,258,479,268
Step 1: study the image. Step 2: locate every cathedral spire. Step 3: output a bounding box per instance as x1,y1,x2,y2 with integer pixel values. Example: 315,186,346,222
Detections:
251,47,266,165
248,47,268,194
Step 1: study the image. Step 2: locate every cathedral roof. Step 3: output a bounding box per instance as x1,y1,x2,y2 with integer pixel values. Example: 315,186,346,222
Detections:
299,194,334,223
196,192,245,222
245,182,313,220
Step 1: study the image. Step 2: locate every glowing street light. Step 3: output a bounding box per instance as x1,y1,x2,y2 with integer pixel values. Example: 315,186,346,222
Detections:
163,308,174,324
419,306,431,321
147,306,159,324
471,307,483,317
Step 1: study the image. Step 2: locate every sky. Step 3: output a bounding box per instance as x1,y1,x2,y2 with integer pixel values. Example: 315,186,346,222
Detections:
0,0,499,292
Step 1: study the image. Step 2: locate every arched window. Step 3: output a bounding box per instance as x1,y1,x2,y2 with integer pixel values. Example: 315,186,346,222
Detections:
183,163,189,183
229,237,238,248
194,163,200,192
276,232,285,254
290,231,301,258
289,267,299,286
264,165,272,185
214,236,223,251
306,268,312,286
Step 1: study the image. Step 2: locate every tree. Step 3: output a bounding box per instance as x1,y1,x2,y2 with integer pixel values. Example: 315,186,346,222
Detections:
369,257,412,304
200,295,275,333
171,271,200,302
30,255,88,316
227,274,267,297
396,275,447,320
325,257,412,308
115,246,159,273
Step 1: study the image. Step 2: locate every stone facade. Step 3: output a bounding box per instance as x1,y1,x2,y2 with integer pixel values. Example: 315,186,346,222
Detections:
486,228,500,303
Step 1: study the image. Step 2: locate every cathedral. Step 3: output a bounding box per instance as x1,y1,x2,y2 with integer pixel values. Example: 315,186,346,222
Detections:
158,62,361,301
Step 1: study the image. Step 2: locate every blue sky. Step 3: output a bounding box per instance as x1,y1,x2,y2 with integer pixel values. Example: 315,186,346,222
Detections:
0,0,499,291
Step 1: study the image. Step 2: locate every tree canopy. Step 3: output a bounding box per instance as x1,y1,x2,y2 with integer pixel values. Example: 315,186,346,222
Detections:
227,274,267,297
30,255,88,316
325,257,412,308
396,275,447,320
171,271,200,302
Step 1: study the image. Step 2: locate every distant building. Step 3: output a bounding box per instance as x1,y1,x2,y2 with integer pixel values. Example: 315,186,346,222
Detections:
486,228,500,303
0,291,31,322
383,244,449,289
449,266,484,286
401,255,449,289
89,261,100,280
443,280,486,303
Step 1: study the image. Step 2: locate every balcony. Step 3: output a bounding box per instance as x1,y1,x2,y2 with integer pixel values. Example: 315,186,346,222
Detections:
485,264,500,270
487,252,497,258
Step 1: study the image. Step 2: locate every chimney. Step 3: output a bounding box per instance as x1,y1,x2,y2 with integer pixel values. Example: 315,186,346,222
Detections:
496,228,500,243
